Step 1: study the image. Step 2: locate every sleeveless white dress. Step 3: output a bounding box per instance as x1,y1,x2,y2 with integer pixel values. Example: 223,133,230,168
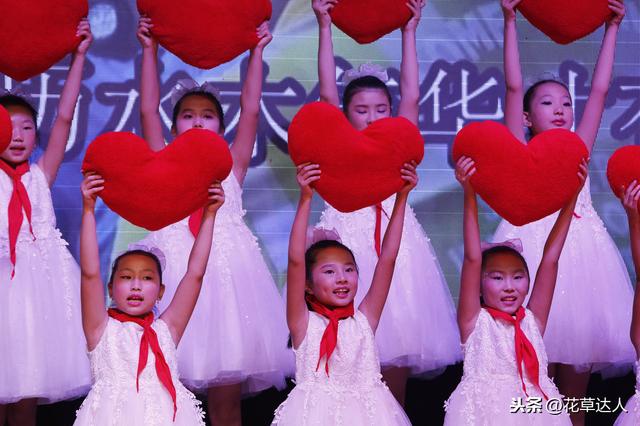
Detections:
0,164,91,403
493,178,636,373
444,308,571,425
272,310,411,425
316,196,461,374
74,318,205,425
134,174,291,394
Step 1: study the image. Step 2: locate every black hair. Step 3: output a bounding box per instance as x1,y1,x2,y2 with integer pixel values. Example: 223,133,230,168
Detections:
171,92,225,133
523,79,570,113
304,240,358,283
481,246,530,279
108,250,163,285
342,75,393,114
0,94,38,129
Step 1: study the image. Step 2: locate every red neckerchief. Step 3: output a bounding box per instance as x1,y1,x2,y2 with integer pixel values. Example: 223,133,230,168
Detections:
188,207,204,238
107,309,178,420
305,294,354,376
373,203,389,257
0,160,34,279
484,306,549,400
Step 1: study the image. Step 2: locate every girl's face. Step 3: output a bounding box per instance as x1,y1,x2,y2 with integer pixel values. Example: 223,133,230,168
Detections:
307,247,358,308
480,252,529,315
0,106,37,166
108,254,164,317
345,89,391,131
173,95,222,136
524,82,574,136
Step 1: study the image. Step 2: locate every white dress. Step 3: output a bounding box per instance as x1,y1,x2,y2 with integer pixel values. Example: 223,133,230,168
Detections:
74,318,205,425
0,164,91,403
272,311,411,426
316,196,461,374
615,360,640,425
493,178,636,373
444,308,571,425
135,174,291,394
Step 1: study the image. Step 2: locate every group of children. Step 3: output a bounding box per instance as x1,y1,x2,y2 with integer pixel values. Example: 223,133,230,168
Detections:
0,0,637,425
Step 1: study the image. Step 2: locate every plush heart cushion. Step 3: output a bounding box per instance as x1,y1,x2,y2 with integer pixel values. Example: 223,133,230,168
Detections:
0,0,87,81
607,145,640,208
452,121,588,226
82,129,232,230
518,0,611,44
330,0,412,44
288,101,424,212
137,0,272,69
0,106,11,154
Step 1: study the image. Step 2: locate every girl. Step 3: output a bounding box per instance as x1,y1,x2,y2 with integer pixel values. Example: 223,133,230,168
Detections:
615,181,640,426
273,162,416,425
312,0,461,404
135,17,290,426
444,156,586,425
0,20,92,426
75,173,224,425
495,2,633,422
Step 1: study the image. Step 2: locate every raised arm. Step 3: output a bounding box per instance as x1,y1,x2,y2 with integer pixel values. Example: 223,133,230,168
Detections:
137,16,166,152
528,159,587,333
80,173,108,351
622,181,640,355
161,183,224,344
576,0,625,153
454,157,482,342
359,162,415,332
287,163,321,348
313,0,340,106
230,22,272,185
501,0,526,142
396,0,424,125
38,19,92,185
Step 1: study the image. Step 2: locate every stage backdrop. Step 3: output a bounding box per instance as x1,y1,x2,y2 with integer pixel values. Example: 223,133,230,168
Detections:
2,0,638,300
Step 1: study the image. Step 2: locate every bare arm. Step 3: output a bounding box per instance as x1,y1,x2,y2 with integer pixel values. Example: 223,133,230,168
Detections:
576,0,625,153
287,163,321,348
137,16,165,152
359,162,416,332
161,183,224,345
38,19,92,185
621,181,640,355
528,160,587,333
313,0,340,106
396,0,424,125
454,157,482,342
231,22,272,185
501,0,525,142
80,173,108,351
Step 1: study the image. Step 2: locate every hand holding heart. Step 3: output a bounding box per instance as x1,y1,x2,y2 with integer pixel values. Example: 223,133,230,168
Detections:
607,145,640,212
620,181,640,218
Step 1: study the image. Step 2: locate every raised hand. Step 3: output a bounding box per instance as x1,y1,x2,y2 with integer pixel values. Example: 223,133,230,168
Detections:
137,16,157,50
296,163,321,200
312,0,338,28
607,0,625,27
501,0,523,22
455,156,476,192
399,161,418,195
81,173,104,212
205,182,225,214
403,0,426,32
76,18,93,55
255,21,273,50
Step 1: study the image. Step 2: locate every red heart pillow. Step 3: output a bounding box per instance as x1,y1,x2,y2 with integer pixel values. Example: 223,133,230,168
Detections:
0,1,87,81
607,146,640,207
137,0,272,69
288,102,424,212
82,129,232,231
331,0,411,44
0,106,11,154
518,0,611,44
452,121,588,226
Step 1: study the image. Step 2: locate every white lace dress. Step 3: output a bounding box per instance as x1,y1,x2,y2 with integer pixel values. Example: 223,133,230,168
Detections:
0,164,91,403
444,308,571,425
615,360,640,425
272,311,411,425
493,178,636,373
134,174,291,394
74,318,205,425
316,196,461,374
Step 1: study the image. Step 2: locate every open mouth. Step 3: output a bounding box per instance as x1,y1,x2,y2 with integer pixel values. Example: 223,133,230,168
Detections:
501,296,517,303
127,294,144,306
333,288,350,298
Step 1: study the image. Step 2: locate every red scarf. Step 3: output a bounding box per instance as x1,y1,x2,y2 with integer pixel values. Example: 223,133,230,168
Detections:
373,203,390,257
107,309,178,420
188,207,204,237
484,306,549,400
305,294,354,376
0,160,34,279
